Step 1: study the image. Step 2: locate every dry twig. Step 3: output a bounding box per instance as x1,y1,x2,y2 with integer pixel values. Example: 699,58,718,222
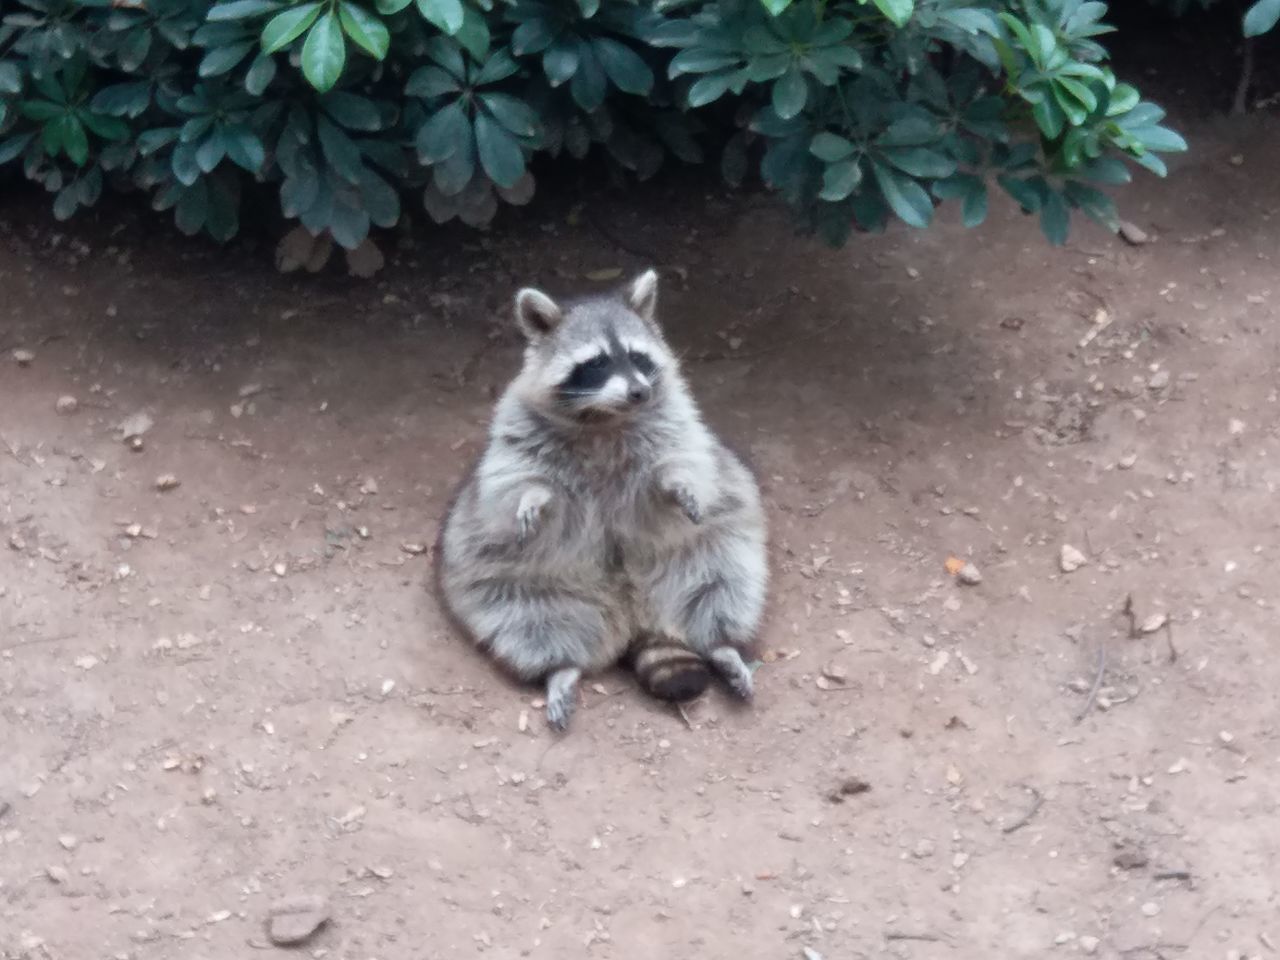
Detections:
1075,642,1108,724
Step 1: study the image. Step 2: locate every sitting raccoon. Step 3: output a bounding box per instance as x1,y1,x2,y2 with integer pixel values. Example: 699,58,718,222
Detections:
436,269,768,729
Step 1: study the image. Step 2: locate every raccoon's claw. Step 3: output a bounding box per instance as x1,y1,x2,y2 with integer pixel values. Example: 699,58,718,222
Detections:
544,667,581,731
710,646,755,700
516,487,552,544
669,485,703,525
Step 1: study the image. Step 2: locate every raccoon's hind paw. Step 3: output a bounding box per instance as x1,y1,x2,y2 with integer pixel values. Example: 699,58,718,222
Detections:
544,666,581,731
516,486,553,544
710,646,755,700
666,484,703,525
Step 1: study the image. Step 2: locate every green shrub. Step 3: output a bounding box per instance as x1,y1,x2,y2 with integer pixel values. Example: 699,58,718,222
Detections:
0,0,1188,254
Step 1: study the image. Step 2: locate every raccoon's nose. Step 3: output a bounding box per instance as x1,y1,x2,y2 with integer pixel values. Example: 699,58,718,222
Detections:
627,382,652,405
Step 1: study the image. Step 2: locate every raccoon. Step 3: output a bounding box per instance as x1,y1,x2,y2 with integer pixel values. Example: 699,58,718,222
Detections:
436,269,768,729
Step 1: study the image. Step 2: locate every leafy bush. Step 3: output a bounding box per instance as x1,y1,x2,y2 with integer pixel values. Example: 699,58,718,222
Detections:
0,0,1188,256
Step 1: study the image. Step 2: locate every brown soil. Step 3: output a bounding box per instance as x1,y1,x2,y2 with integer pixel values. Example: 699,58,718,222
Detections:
2,112,1279,960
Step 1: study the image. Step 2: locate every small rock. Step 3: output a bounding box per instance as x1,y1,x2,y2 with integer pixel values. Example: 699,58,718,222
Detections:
1118,453,1138,470
266,893,330,946
272,561,287,577
957,562,982,586
820,662,848,683
401,542,427,555
154,474,180,491
911,838,936,858
1140,613,1168,634
1140,901,1160,917
1147,369,1171,390
1113,848,1149,871
1228,418,1246,436
928,651,951,676
58,834,78,851
73,655,99,671
55,395,78,415
117,411,154,440
1079,935,1100,955
1117,221,1149,245
12,348,34,366
46,865,70,884
1059,544,1088,573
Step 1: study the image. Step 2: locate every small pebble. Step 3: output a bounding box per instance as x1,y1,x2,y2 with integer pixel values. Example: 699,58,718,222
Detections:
1079,935,1100,955
266,893,330,946
1140,613,1168,633
154,474,180,491
1140,901,1160,917
11,348,34,366
58,835,77,851
1059,544,1087,573
55,395,78,415
1118,453,1137,470
1117,221,1149,245
1148,369,1171,390
957,562,982,586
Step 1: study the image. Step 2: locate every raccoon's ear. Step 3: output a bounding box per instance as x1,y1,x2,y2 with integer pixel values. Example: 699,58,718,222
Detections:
627,269,659,325
514,288,563,340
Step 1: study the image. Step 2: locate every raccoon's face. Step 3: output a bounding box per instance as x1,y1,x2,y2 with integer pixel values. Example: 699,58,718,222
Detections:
512,270,673,425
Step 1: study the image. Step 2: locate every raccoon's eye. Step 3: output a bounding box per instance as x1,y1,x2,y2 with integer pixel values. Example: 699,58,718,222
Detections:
628,351,657,376
561,354,612,393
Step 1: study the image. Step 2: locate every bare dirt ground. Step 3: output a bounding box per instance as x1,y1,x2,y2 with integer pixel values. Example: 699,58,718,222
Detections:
3,108,1280,960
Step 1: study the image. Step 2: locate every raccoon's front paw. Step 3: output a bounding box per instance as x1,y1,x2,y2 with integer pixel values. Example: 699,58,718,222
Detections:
666,484,703,525
545,667,580,732
516,486,553,544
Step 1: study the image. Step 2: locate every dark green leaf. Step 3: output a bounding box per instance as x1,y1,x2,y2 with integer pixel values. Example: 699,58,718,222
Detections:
415,0,464,35
760,0,793,14
1039,189,1069,244
338,2,390,60
405,66,461,97
871,0,913,28
960,180,987,227
593,37,653,95
669,49,741,77
810,131,855,162
569,44,607,110
455,5,490,60
871,160,932,228
879,146,955,178
199,40,255,77
1244,0,1280,37
301,13,346,92
80,112,130,141
375,0,413,12
209,0,281,21
91,82,152,118
359,167,400,226
877,116,940,147
415,101,467,162
543,39,580,86
225,124,266,171
175,180,210,235
474,112,525,187
433,129,475,194
512,18,555,56
0,62,21,96
475,50,519,85
316,113,363,181
819,159,861,201
61,116,90,166
480,93,538,138
138,127,179,156
196,129,228,171
772,69,806,120
0,133,35,164
687,71,734,108
118,28,153,71
324,90,383,130
245,52,278,94
261,2,322,53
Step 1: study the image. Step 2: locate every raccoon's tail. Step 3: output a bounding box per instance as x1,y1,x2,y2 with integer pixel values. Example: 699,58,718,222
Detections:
628,631,711,702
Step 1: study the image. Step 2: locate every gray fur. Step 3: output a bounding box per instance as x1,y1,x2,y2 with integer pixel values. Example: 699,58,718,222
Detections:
437,269,768,729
